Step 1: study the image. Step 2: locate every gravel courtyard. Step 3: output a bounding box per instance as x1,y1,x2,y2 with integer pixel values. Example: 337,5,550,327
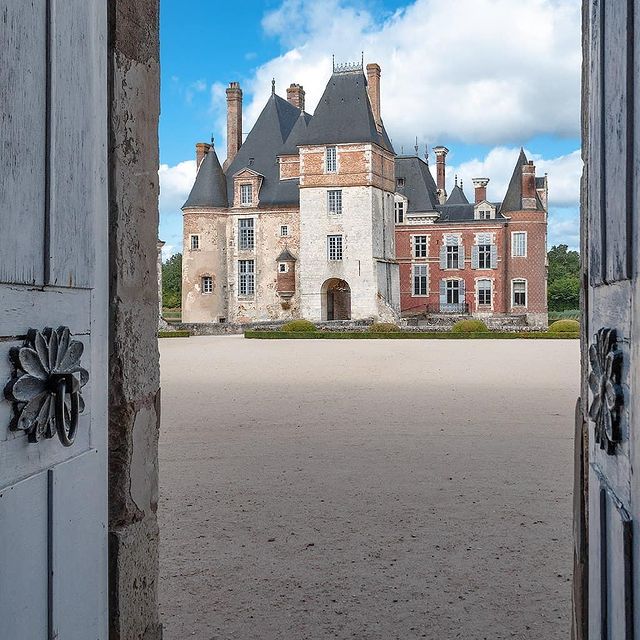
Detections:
158,336,579,640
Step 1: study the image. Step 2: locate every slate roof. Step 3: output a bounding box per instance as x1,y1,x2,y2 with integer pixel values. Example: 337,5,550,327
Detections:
183,145,228,209
301,71,394,153
394,156,439,212
500,149,546,213
395,154,512,223
225,93,305,207
276,248,297,262
280,111,313,155
445,184,469,205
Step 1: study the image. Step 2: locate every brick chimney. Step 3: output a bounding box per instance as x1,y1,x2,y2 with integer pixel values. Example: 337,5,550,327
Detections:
195,142,211,169
522,161,537,209
366,63,382,129
472,178,489,204
433,146,449,204
286,83,306,111
225,82,243,170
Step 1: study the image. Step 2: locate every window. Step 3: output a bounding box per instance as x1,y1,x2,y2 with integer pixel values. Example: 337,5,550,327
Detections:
512,280,527,306
477,279,492,306
328,189,342,214
478,244,491,269
446,279,461,304
218,317,226,323
395,201,405,224
327,235,343,261
413,235,427,258
396,177,405,189
413,264,428,296
238,218,254,250
512,231,527,257
477,209,493,220
190,234,200,251
446,245,460,269
280,225,289,237
326,146,337,173
201,275,213,294
240,183,253,206
238,260,255,296
278,262,288,273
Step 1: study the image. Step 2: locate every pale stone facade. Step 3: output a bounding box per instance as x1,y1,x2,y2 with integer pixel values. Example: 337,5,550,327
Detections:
182,61,400,324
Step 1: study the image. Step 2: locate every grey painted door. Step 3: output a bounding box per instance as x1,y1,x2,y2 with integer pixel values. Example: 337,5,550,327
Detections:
583,1,638,637
0,2,108,638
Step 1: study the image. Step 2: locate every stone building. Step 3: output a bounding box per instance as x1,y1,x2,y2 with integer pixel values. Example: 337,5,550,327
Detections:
181,61,399,324
182,62,547,327
394,148,549,327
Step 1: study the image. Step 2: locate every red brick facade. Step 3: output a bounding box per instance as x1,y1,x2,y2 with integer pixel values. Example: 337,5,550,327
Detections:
395,213,547,320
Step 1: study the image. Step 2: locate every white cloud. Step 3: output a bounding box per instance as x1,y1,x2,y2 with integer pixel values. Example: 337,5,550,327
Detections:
548,207,580,250
447,147,582,209
158,160,197,255
237,0,580,150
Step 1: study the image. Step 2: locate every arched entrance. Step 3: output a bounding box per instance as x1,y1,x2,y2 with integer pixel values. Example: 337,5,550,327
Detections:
321,278,352,321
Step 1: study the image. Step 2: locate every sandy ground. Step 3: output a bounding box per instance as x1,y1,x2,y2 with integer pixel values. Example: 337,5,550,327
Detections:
158,336,579,640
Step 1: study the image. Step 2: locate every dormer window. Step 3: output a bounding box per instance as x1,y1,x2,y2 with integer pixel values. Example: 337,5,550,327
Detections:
240,183,253,206
476,208,494,220
396,178,405,189
326,146,337,173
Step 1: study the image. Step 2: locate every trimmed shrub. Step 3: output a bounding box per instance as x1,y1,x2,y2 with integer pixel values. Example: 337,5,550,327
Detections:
549,319,580,333
158,330,190,338
451,319,489,333
281,319,317,332
370,322,401,333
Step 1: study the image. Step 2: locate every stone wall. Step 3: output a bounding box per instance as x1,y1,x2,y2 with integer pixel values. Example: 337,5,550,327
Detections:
108,1,162,638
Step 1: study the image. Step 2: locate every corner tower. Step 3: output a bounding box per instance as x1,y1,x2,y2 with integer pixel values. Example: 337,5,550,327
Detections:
297,60,399,321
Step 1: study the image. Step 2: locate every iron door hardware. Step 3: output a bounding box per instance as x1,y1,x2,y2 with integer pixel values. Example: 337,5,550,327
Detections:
4,327,88,447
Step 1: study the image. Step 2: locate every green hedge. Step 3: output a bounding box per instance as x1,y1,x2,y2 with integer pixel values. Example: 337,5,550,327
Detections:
370,322,401,333
158,330,191,338
244,331,579,340
451,319,489,333
549,319,581,333
281,319,317,332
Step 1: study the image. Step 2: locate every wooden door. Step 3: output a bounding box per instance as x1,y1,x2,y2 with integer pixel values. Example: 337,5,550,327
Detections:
582,1,638,637
0,2,108,638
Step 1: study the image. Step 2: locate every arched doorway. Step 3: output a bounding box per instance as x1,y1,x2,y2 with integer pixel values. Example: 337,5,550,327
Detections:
321,278,351,321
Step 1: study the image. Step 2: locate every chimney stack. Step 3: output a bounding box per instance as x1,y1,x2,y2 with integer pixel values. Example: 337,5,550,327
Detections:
521,161,537,209
225,82,243,170
472,178,489,204
195,142,211,169
366,63,382,130
286,83,306,111
433,146,449,203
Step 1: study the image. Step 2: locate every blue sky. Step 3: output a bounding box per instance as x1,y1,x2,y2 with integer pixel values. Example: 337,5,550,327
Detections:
159,0,582,258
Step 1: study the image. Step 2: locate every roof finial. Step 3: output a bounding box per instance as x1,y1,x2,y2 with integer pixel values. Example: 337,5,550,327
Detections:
271,78,276,94
424,144,429,165
361,51,364,67
401,145,404,155
414,137,419,156
455,174,458,187
210,134,215,146
460,179,464,190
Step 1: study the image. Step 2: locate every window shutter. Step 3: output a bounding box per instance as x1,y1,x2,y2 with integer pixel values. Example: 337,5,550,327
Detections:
459,279,465,304
439,279,446,305
459,245,465,268
471,246,479,269
439,246,447,268
490,245,498,268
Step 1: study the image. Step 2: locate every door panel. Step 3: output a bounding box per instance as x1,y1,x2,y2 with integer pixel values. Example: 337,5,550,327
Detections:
0,471,49,639
0,0,108,637
0,1,47,285
50,450,108,639
583,1,638,638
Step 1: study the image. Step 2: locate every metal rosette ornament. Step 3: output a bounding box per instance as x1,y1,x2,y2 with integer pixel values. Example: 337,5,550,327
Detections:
4,327,88,447
588,328,624,455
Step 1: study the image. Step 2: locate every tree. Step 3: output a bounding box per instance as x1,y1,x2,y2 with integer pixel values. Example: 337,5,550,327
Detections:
162,252,182,309
547,244,580,311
